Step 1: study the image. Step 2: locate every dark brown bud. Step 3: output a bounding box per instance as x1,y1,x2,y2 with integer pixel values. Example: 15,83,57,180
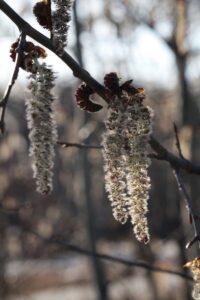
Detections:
75,83,103,113
33,0,52,31
10,39,19,61
9,38,47,73
104,72,120,94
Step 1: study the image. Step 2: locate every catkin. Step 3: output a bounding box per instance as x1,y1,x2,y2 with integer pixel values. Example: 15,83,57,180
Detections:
26,63,57,194
102,87,153,243
51,0,74,55
184,258,200,300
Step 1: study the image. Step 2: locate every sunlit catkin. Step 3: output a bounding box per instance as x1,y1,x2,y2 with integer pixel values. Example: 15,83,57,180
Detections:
26,63,57,194
102,79,153,243
102,96,129,224
123,89,152,243
52,0,73,55
184,257,200,300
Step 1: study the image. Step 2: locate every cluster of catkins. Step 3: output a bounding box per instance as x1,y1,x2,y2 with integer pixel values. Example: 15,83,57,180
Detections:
185,257,200,300
102,73,153,243
10,0,73,193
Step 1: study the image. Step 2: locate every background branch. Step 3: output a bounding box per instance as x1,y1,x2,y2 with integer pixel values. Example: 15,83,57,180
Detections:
0,203,192,281
29,229,192,281
57,141,103,149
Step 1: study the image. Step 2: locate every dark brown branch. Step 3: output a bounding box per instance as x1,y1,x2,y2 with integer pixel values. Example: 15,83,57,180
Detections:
149,136,200,175
173,123,184,159
0,32,26,133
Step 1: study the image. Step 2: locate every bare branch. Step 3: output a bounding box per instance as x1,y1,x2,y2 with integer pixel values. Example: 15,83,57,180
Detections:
173,123,184,159
57,141,103,149
149,136,200,175
0,32,26,133
173,168,200,248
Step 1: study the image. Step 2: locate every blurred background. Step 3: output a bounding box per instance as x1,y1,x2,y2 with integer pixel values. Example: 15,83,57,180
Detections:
0,0,200,299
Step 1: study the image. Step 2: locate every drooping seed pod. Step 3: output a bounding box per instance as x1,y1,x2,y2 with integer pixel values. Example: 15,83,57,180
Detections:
33,0,52,31
75,83,103,113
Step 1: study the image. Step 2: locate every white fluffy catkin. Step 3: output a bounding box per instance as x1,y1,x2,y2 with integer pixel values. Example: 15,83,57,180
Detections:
26,63,57,194
184,258,200,300
51,0,74,55
102,88,153,243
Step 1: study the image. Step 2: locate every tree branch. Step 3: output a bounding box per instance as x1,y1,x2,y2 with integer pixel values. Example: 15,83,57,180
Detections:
1,1,200,175
0,0,107,100
57,137,200,175
149,136,200,175
173,123,184,159
0,31,26,133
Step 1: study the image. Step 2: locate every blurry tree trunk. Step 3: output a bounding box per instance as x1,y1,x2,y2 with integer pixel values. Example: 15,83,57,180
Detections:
137,244,160,300
170,1,195,299
175,0,200,239
73,2,108,300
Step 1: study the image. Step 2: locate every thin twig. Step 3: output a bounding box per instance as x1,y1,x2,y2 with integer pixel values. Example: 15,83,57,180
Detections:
0,32,26,133
57,141,103,149
173,168,200,248
58,137,200,175
173,123,184,159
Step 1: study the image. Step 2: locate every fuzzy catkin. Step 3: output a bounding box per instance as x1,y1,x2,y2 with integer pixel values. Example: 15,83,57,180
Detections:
184,258,200,300
102,89,152,243
103,98,129,224
51,0,73,55
26,63,57,194
124,92,152,243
